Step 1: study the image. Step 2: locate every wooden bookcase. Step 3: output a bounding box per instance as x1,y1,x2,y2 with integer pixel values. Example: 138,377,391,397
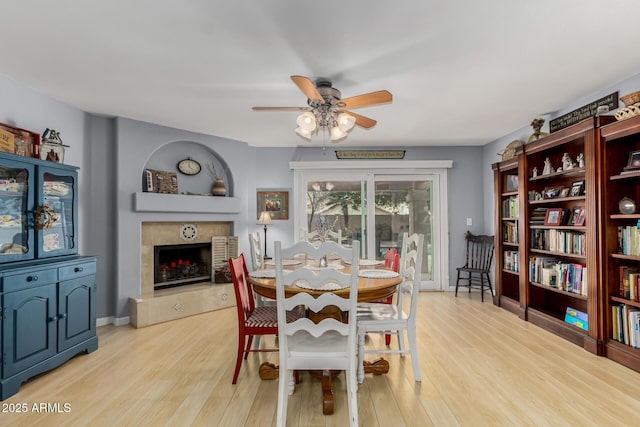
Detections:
599,114,640,372
493,116,615,354
492,155,525,318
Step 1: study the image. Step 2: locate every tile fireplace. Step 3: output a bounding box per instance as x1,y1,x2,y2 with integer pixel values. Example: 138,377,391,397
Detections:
130,221,235,327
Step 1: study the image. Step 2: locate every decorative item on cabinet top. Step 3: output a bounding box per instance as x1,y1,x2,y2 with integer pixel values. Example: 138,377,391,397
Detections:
144,169,178,194
0,122,40,158
615,90,640,121
40,128,68,163
498,140,523,161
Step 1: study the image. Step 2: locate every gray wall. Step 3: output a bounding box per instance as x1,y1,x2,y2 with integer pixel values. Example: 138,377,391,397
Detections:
5,69,639,321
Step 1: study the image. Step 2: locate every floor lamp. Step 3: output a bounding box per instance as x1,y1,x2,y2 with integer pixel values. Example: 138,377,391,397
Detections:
257,211,272,259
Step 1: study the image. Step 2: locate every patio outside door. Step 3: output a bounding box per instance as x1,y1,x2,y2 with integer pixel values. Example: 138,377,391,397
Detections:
295,166,447,291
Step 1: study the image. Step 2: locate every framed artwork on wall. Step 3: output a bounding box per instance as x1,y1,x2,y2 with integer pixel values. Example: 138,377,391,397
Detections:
257,190,289,220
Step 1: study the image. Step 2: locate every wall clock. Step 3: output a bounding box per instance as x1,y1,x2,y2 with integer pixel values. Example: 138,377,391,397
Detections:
177,158,201,175
180,224,198,241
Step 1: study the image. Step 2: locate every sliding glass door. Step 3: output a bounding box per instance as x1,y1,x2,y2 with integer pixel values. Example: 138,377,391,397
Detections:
294,163,448,291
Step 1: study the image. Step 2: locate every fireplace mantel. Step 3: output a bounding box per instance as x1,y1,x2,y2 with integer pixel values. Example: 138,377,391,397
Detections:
133,192,241,213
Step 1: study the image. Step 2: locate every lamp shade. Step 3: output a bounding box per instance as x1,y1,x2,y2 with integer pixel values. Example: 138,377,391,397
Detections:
337,113,356,132
295,126,313,140
257,211,272,225
330,126,347,141
296,111,317,131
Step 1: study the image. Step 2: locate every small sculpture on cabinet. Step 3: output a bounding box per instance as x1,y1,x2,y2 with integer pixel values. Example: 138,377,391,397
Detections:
576,153,585,168
562,153,576,171
528,118,549,142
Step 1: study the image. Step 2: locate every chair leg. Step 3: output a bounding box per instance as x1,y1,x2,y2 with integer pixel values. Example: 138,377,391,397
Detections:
277,366,288,427
408,325,421,382
232,332,245,384
244,335,254,359
357,329,366,384
480,276,484,302
398,329,406,356
455,271,461,296
346,366,358,427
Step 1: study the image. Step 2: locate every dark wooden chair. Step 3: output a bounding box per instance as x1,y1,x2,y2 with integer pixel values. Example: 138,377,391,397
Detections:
455,231,495,302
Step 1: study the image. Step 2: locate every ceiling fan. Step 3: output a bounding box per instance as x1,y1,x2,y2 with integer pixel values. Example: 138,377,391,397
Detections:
252,75,392,142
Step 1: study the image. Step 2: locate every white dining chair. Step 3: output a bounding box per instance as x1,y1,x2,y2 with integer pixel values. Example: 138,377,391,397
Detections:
357,232,424,383
248,231,264,272
274,240,360,427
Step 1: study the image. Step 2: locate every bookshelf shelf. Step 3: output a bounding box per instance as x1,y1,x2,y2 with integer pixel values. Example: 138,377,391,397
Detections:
611,296,640,308
530,281,588,300
529,196,586,205
529,248,586,260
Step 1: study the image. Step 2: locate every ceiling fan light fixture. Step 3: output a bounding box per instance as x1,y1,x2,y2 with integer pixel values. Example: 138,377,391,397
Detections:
337,112,356,132
296,111,316,131
330,125,347,141
295,126,312,140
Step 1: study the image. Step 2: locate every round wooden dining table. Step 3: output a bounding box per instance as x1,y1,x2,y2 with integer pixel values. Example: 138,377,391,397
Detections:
247,261,402,415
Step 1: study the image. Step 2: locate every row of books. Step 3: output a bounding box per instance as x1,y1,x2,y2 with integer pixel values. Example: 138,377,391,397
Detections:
619,266,640,302
617,224,640,256
529,207,548,225
611,304,640,348
503,250,519,272
529,256,587,295
531,229,586,256
501,196,518,219
502,222,518,244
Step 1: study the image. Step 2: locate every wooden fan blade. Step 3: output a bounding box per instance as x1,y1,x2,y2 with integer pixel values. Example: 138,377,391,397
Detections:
340,110,377,128
339,90,392,109
252,106,311,111
291,75,324,103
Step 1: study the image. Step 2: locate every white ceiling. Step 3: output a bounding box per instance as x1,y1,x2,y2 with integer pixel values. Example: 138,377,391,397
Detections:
2,1,640,148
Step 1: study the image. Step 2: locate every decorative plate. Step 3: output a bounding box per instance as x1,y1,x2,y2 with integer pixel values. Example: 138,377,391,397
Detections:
265,259,302,266
249,269,290,278
358,269,399,279
294,279,347,291
303,263,345,271
343,259,384,266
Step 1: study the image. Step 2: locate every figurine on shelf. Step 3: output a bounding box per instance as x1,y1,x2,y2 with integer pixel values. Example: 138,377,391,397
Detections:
576,153,585,168
532,167,538,177
562,153,575,171
542,157,553,175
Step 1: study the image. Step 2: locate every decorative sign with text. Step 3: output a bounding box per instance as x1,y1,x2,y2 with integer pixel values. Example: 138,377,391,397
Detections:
335,150,406,159
549,92,618,133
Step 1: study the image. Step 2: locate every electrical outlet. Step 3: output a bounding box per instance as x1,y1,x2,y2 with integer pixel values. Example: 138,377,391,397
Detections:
466,217,473,226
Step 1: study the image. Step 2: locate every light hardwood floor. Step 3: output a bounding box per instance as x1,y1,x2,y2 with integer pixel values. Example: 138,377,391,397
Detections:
2,291,640,426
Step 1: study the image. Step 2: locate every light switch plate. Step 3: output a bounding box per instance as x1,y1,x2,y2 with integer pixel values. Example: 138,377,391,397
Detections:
466,218,473,226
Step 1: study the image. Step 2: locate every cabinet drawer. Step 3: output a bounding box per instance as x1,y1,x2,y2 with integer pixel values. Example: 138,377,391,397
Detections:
58,261,96,281
2,268,58,292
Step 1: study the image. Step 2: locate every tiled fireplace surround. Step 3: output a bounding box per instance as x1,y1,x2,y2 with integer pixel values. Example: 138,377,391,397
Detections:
129,221,235,327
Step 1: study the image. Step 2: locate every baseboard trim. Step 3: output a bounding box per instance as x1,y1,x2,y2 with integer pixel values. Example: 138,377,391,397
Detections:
97,316,131,327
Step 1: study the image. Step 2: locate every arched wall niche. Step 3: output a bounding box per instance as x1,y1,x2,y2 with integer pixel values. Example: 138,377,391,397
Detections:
141,141,234,196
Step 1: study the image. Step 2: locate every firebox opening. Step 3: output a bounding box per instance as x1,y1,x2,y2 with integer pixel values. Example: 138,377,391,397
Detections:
154,243,211,290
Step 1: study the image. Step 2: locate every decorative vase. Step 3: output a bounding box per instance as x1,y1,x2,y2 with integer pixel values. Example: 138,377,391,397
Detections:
212,179,226,196
619,197,636,214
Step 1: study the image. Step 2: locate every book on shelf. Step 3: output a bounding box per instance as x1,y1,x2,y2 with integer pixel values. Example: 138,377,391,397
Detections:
530,229,586,256
529,207,548,225
528,256,587,295
612,304,640,348
503,250,519,272
618,224,640,256
619,266,639,300
502,196,518,218
502,221,518,244
564,313,588,331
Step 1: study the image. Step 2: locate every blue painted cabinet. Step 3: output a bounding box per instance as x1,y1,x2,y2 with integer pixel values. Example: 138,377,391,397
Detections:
0,257,97,400
0,152,96,400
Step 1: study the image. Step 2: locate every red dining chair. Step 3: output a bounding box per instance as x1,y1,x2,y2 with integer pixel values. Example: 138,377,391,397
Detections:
230,254,302,384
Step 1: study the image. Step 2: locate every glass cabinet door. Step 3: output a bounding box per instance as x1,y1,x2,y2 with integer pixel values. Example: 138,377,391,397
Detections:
0,161,34,262
37,168,77,257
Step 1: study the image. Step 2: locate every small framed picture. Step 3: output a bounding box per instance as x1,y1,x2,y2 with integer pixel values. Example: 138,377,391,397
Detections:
574,207,586,226
505,174,519,192
560,188,570,198
570,180,585,197
543,186,562,199
625,150,640,171
544,208,563,226
257,190,289,220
